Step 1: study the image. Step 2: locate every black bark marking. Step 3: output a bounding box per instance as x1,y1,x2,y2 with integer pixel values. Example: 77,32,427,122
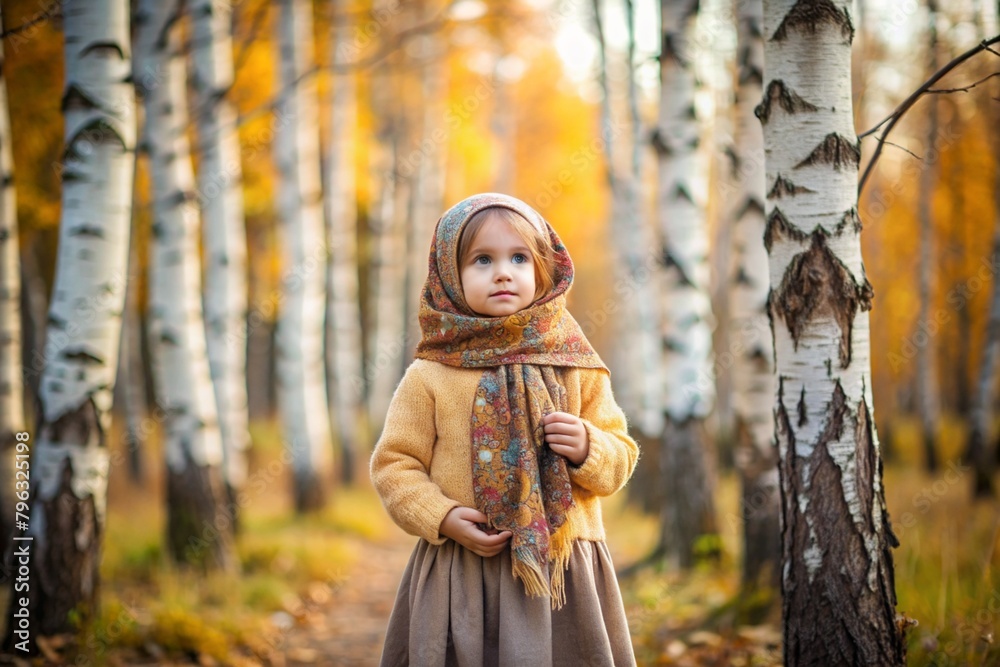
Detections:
60,84,100,112
79,41,126,60
650,128,677,157
779,380,905,665
763,208,809,252
62,348,105,366
766,287,778,369
771,0,855,43
160,330,181,346
64,119,129,160
166,447,238,570
660,32,684,67
794,133,860,171
755,79,818,125
673,183,695,204
69,224,104,239
738,41,763,85
854,395,875,538
768,174,816,199
736,196,765,222
734,266,753,286
837,207,863,234
662,248,695,288
772,233,872,367
797,385,807,426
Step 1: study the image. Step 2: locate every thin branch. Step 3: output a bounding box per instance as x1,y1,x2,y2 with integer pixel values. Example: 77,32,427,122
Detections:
927,70,1000,93
877,138,921,161
859,34,1000,195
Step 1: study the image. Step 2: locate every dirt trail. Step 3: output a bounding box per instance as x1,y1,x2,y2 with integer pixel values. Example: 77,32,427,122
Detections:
278,526,414,667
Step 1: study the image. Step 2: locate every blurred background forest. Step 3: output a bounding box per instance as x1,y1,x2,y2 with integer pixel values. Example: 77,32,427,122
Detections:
0,0,999,664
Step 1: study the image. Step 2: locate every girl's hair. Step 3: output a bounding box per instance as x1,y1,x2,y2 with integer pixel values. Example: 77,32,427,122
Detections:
457,206,555,302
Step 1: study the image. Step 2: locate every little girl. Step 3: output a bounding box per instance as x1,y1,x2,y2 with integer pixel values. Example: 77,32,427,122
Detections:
370,192,639,666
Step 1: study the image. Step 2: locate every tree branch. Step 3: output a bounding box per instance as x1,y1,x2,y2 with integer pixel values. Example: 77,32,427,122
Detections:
858,34,1000,195
927,70,1000,94
877,138,922,161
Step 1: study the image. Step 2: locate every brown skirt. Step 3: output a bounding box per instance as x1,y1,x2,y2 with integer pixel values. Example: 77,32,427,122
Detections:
379,538,636,667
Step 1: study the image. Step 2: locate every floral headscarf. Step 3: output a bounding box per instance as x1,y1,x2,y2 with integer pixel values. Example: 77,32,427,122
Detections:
415,193,607,607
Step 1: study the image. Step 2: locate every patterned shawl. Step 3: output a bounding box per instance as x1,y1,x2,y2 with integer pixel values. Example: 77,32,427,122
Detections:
415,193,607,608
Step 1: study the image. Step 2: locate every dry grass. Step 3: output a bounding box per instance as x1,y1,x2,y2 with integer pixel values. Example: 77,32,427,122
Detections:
27,412,1000,665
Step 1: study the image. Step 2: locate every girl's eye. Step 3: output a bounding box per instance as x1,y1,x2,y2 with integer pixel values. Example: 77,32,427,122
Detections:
475,255,490,264
513,253,528,264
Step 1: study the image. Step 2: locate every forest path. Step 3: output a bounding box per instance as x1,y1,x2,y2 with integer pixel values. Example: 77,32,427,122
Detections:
278,524,414,667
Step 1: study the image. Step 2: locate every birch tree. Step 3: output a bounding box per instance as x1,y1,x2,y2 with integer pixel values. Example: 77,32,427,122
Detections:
729,0,780,588
191,0,251,506
5,0,135,641
916,0,940,472
591,0,660,440
136,0,235,570
404,17,448,362
655,0,718,568
367,3,409,435
761,0,905,662
964,0,999,498
0,5,22,550
277,0,333,511
326,0,366,484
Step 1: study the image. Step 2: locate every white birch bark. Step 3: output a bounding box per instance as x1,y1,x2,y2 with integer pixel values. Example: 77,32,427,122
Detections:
729,0,780,589
136,0,235,569
404,25,448,362
0,6,23,548
761,0,904,662
19,0,134,636
367,5,408,435
618,0,662,439
191,0,250,499
656,0,718,567
277,0,333,511
326,0,366,485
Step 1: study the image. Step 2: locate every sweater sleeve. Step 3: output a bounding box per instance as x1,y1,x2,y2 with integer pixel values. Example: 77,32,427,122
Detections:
569,368,640,497
369,362,461,544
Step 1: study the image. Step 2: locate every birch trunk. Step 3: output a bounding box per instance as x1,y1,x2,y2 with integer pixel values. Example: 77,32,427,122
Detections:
591,0,660,512
277,0,333,512
116,177,147,484
0,5,22,552
916,0,939,473
367,11,409,435
326,0,366,485
761,1,905,662
730,0,780,589
5,0,135,643
136,0,235,570
405,25,447,363
620,0,662,439
656,0,718,568
191,0,251,505
964,0,999,497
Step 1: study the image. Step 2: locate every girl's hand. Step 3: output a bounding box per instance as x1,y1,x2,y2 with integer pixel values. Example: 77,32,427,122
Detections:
543,411,589,466
439,507,512,557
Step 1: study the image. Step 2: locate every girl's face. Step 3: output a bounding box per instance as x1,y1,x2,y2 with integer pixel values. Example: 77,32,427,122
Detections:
460,215,537,317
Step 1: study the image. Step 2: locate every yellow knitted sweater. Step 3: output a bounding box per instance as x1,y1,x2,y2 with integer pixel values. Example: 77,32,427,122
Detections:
370,359,640,546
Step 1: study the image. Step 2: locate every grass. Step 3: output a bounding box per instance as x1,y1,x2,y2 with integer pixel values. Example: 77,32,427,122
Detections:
70,419,396,666
23,412,1000,665
606,412,999,666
